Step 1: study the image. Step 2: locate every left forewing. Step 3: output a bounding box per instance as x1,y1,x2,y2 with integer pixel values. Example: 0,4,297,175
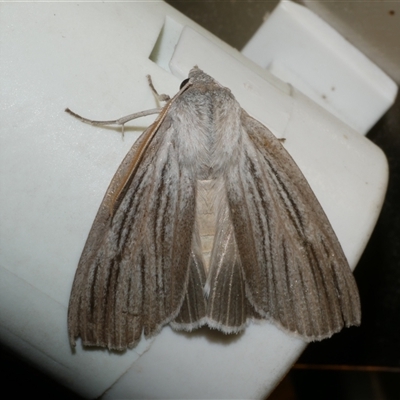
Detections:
68,116,197,350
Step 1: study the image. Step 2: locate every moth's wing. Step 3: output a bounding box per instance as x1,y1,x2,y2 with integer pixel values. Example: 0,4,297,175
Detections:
204,183,262,333
68,113,199,350
224,110,361,341
170,225,208,331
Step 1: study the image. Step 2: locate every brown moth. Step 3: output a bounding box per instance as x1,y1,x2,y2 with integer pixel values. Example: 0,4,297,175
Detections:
67,66,360,351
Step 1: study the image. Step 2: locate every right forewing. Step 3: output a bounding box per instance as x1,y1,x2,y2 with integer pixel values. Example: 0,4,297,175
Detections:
225,110,361,341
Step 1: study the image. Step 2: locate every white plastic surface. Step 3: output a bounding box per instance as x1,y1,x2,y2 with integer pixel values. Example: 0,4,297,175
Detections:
0,1,388,399
242,0,398,135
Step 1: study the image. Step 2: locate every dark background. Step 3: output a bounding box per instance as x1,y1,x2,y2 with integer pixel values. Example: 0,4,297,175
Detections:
2,1,399,399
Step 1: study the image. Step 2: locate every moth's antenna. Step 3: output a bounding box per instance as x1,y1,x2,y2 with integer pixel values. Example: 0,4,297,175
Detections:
65,107,162,137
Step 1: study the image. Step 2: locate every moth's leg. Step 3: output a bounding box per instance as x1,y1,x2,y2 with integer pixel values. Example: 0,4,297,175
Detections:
65,107,162,136
146,75,171,103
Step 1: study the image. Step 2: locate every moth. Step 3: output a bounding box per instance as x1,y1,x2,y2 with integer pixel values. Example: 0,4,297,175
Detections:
67,66,360,351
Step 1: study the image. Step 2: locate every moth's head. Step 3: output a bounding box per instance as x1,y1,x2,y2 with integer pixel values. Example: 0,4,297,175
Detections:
187,66,216,86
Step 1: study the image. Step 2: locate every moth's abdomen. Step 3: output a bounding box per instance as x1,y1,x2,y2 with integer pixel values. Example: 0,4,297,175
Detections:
196,179,218,272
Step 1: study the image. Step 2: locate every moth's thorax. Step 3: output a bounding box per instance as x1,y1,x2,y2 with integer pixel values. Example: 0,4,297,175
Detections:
171,84,243,180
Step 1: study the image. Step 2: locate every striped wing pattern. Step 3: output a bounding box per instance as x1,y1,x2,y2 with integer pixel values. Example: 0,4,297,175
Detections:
68,119,201,350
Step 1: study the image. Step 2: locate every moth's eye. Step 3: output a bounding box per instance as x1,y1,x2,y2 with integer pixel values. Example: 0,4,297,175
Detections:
180,78,190,90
